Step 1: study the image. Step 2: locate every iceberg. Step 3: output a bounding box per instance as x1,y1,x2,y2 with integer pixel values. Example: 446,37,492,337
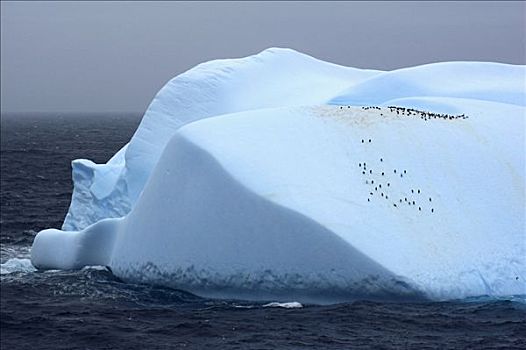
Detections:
31,48,526,303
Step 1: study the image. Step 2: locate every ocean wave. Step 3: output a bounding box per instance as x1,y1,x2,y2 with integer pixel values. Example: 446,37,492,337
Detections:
263,302,303,309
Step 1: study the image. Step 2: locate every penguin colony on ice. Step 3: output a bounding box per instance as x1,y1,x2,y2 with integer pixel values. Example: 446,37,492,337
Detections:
361,105,468,121
349,105,468,213
359,146,435,213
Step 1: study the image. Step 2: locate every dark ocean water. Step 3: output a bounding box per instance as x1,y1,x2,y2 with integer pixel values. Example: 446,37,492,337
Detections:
1,114,525,349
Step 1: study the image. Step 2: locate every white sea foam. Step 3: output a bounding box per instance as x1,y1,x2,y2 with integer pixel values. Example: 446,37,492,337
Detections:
263,302,303,309
0,258,36,275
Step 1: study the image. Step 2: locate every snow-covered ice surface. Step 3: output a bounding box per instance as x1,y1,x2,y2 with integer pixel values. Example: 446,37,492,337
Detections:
329,61,525,107
31,48,525,304
62,48,379,231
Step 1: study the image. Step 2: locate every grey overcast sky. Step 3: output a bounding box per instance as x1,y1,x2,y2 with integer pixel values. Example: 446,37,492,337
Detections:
1,1,525,114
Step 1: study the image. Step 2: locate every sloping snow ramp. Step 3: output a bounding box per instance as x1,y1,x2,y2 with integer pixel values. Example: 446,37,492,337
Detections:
32,100,525,303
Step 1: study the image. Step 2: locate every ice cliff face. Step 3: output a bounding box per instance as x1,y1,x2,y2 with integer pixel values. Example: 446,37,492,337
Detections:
33,48,526,303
